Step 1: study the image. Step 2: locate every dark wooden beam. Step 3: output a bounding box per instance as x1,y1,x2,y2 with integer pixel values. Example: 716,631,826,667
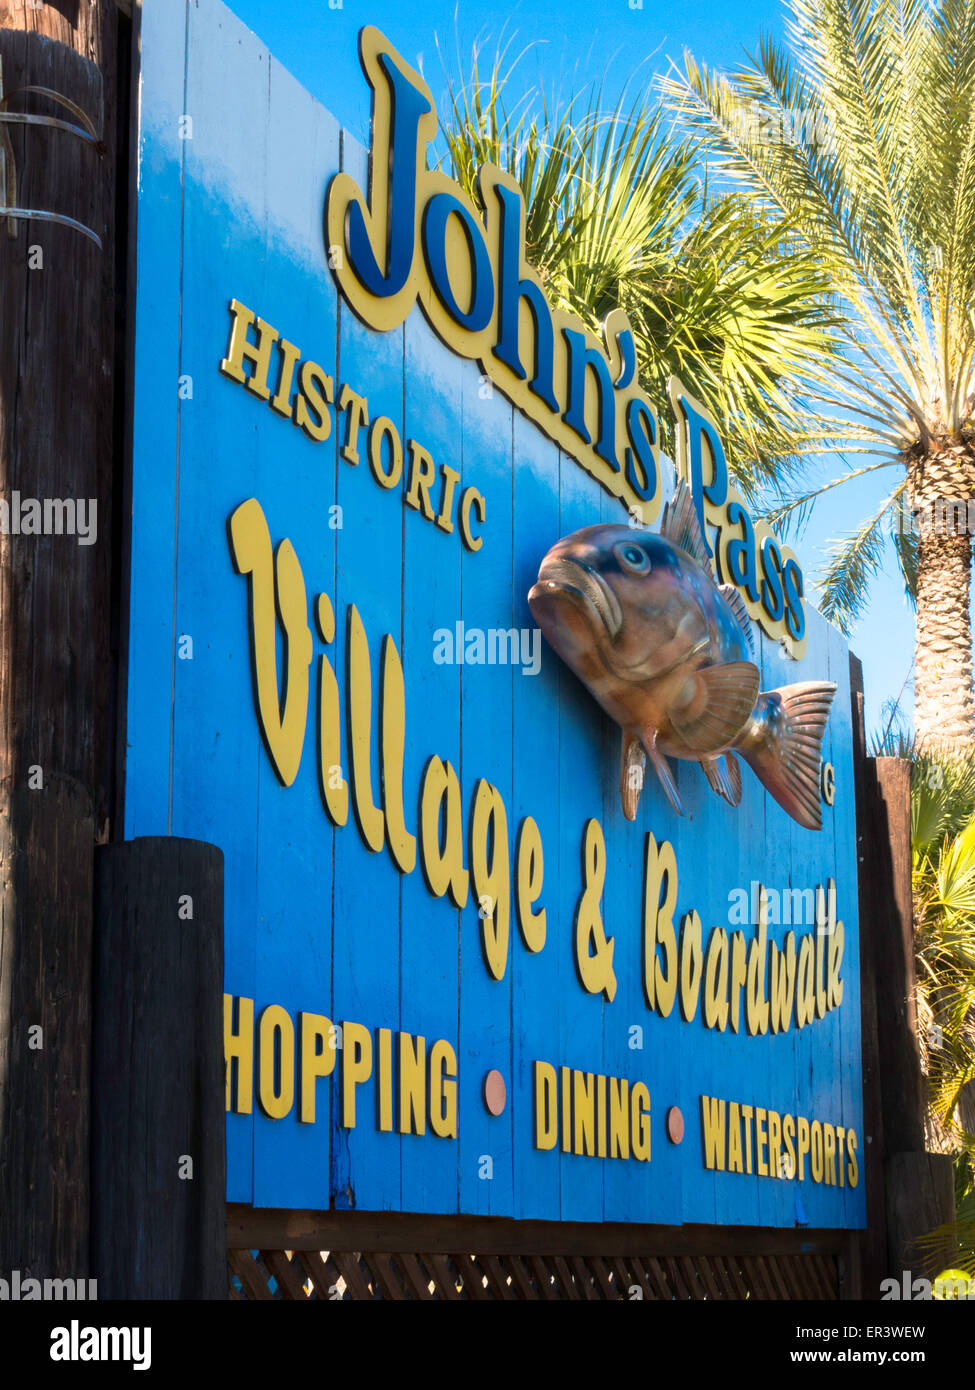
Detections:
91,837,226,1299
0,12,115,1278
227,1203,849,1260
848,652,886,1298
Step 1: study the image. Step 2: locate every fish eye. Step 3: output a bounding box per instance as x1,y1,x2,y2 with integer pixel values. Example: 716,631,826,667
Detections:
614,542,651,574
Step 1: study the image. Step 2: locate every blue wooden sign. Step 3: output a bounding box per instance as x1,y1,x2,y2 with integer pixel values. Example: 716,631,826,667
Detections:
126,0,865,1228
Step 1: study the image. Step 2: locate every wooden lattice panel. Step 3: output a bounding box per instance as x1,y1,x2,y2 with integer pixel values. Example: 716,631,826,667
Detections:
228,1248,838,1300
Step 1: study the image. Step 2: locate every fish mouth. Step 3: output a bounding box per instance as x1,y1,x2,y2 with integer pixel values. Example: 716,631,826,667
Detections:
531,556,623,639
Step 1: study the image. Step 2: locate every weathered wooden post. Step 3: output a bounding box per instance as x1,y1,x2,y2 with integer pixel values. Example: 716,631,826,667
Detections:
91,837,225,1299
0,0,116,1280
860,751,955,1280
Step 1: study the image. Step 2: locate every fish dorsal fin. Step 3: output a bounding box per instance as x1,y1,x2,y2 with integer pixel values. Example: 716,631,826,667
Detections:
660,479,713,573
669,660,760,754
717,582,755,656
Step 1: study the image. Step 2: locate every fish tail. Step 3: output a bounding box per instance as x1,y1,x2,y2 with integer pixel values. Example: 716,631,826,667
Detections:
736,682,837,831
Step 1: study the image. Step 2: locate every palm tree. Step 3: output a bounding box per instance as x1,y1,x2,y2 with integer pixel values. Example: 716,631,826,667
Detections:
660,0,975,751
438,47,842,507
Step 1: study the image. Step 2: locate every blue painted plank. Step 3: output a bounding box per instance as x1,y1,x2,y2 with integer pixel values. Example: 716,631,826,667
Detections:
328,128,405,1213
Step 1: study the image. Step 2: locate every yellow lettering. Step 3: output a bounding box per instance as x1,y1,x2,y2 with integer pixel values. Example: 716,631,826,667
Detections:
258,1004,295,1120
428,1038,457,1138
315,593,348,826
514,816,546,952
398,1032,426,1135
678,910,703,1022
380,635,416,873
405,438,437,518
337,383,369,463
642,833,677,1017
534,1061,558,1151
631,1082,651,1161
470,779,511,981
270,336,302,417
298,1011,335,1123
609,1077,629,1159
224,994,254,1114
704,928,730,1031
367,415,403,489
573,1071,596,1156
459,486,485,552
418,756,469,906
341,1021,372,1129
701,1095,725,1171
376,1027,394,1132
219,298,278,400
294,359,334,442
346,604,385,852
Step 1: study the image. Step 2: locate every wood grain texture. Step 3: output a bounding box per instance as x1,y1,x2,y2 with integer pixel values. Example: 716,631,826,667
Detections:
0,23,113,1275
91,836,225,1297
866,758,926,1156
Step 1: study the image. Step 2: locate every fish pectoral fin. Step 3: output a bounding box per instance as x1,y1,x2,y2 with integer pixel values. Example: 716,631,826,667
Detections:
641,728,684,817
620,732,647,821
669,660,761,755
700,751,743,807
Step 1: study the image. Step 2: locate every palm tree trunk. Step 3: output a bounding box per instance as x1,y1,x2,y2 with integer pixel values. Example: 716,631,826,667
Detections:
912,446,975,751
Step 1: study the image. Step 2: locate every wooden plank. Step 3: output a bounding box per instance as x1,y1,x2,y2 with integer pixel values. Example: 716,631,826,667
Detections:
505,1255,538,1300
397,1252,435,1300
172,0,268,1211
551,1253,582,1299
122,0,186,844
261,1249,309,1301
869,758,926,1154
397,308,459,1218
228,1249,274,1301
677,1255,708,1299
0,24,111,1280
886,1151,955,1279
453,1253,492,1300
91,837,225,1298
328,124,405,1216
457,354,515,1218
690,1255,723,1301
331,1250,375,1301
478,1254,516,1300
709,1254,743,1300
511,410,562,1221
568,1254,599,1300
226,1202,849,1257
370,1253,408,1301
849,651,885,1295
588,1255,618,1300
293,1249,326,1298
758,1253,790,1301
815,1252,840,1297
527,1254,560,1300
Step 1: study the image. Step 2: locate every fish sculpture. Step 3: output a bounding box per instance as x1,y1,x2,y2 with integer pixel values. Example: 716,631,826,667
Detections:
527,481,836,831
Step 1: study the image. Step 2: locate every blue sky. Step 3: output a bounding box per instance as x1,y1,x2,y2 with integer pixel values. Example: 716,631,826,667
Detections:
227,0,916,738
